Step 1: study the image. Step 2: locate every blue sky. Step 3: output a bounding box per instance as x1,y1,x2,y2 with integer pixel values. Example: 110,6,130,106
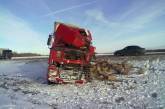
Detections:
0,0,165,54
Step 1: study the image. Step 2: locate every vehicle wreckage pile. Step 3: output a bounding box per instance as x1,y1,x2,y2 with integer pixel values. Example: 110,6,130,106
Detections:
89,60,133,81
47,22,144,84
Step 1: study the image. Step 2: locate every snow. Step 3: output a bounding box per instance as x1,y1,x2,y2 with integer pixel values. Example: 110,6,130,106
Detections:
0,56,165,109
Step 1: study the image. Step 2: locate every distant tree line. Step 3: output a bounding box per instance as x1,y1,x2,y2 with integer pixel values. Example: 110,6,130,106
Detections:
146,49,165,52
12,52,42,57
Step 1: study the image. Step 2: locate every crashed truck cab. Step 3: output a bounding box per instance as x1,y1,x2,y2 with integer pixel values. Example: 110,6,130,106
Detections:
47,22,95,84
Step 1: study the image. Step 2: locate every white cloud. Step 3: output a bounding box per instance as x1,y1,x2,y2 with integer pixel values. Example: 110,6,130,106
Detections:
86,1,165,32
111,2,165,39
0,9,48,54
43,0,97,17
85,2,165,53
85,9,109,24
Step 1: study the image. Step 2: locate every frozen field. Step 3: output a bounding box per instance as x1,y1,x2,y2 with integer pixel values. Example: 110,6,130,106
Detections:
0,55,165,109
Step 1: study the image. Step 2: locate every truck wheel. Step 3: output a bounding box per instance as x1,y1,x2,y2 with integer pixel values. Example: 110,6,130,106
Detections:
8,56,12,59
4,55,8,59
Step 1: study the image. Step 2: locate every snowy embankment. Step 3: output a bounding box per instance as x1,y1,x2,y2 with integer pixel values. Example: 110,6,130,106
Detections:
0,56,165,109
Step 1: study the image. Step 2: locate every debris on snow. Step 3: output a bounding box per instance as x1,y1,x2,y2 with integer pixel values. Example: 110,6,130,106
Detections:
0,56,165,109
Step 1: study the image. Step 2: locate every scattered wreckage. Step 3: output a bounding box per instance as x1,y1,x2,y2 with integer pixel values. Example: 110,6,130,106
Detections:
89,60,133,81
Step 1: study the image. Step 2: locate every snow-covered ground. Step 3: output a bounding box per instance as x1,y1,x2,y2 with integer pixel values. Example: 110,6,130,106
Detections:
0,56,165,109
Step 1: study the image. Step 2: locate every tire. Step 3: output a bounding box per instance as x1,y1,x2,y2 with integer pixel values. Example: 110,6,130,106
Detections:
47,80,53,85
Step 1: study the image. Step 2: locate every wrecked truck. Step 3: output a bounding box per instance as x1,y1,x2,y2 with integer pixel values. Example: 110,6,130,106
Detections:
47,22,95,84
0,48,13,59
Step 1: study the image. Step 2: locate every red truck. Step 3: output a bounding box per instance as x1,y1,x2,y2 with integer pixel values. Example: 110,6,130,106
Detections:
47,22,95,84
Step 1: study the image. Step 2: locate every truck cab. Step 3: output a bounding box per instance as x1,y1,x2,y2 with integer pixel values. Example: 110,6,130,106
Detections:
47,22,95,84
0,49,13,59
